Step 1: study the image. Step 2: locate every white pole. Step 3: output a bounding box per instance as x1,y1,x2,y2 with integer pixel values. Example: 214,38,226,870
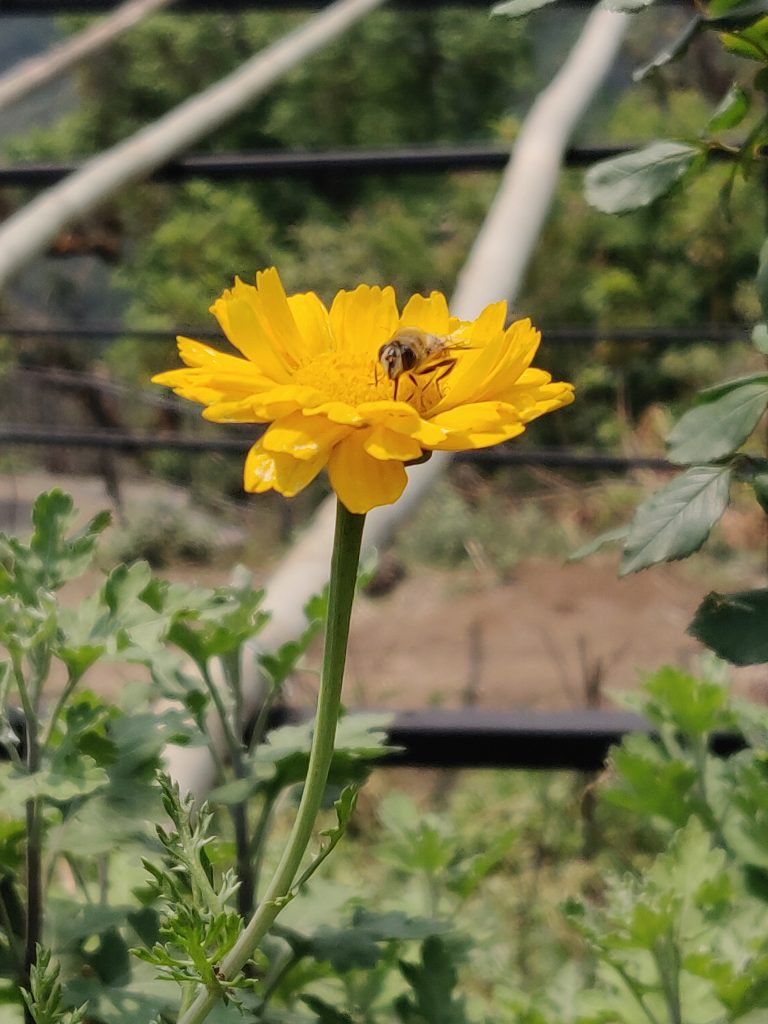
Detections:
0,0,174,114
0,0,385,289
165,6,631,800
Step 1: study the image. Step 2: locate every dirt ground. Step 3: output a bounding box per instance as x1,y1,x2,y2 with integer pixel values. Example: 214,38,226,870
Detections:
1,471,765,711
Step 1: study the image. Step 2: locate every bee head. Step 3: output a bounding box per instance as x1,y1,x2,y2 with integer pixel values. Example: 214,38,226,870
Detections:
378,341,412,379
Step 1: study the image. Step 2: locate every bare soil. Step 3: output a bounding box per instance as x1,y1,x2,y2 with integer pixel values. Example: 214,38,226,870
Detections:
2,472,765,711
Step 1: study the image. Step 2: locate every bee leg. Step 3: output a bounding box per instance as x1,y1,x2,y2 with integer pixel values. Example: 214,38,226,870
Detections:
393,377,400,401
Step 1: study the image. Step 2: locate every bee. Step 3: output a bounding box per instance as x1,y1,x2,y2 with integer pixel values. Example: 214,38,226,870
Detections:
377,327,468,400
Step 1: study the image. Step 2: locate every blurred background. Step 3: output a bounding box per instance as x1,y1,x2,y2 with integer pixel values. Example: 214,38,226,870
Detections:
0,0,765,711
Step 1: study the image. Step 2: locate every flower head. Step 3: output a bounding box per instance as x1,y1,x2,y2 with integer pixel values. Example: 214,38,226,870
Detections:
153,268,574,514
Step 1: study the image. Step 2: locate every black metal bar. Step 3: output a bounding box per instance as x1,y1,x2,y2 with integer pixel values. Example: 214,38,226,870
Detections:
267,706,745,770
3,0,614,13
0,145,636,189
0,143,737,189
0,427,675,471
0,704,745,769
383,708,652,769
0,323,750,345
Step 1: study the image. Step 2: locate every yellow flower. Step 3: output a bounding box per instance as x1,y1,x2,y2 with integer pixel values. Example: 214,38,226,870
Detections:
153,268,574,514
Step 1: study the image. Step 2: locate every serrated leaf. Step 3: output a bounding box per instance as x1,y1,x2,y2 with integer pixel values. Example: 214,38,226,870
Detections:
397,937,469,1024
491,0,558,15
689,588,768,664
585,141,698,214
568,525,628,562
667,381,768,464
708,83,750,131
620,466,731,575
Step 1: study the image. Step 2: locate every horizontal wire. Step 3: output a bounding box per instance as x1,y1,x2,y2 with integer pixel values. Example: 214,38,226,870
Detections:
0,425,673,471
0,323,751,344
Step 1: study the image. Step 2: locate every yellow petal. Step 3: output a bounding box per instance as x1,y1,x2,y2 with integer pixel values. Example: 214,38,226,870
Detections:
203,384,324,423
432,318,541,412
363,425,423,461
303,401,364,426
262,411,350,460
328,432,407,513
287,290,333,360
429,402,518,434
464,300,507,341
254,268,307,364
329,285,399,356
219,293,293,384
356,401,447,445
398,291,450,334
244,442,326,497
432,423,525,451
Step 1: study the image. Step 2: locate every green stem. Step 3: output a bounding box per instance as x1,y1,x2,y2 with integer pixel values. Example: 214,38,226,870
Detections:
249,791,278,899
200,663,243,775
43,668,82,749
12,653,42,1021
177,501,365,1024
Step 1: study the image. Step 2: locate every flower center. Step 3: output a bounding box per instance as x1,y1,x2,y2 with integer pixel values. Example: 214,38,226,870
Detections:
292,351,390,405
291,349,450,412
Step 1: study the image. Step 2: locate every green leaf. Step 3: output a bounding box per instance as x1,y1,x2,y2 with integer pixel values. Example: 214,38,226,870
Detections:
598,0,656,11
707,83,751,132
30,491,110,589
667,381,768,464
291,786,359,893
292,908,443,973
0,761,108,814
644,666,731,735
689,588,768,665
396,937,469,1024
633,16,702,81
302,996,354,1024
749,470,768,513
620,465,731,575
752,323,768,354
605,734,697,826
568,525,628,561
698,371,768,400
705,0,768,26
585,141,698,214
491,0,558,16
254,712,395,795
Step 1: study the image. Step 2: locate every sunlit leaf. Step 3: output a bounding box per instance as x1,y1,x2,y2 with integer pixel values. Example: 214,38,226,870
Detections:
620,466,731,574
585,141,699,214
706,0,768,26
598,0,656,10
491,0,558,16
707,83,751,131
667,381,768,464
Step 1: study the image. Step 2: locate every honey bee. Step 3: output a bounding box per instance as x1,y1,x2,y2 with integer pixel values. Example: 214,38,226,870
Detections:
377,327,468,400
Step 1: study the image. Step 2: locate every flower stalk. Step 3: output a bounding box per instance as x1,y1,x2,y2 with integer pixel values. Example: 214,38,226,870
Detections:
176,500,366,1024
